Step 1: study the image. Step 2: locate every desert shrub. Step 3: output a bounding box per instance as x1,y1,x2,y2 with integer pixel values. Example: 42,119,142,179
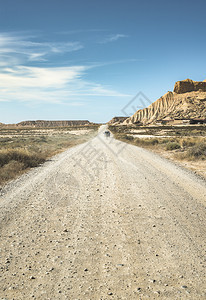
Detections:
180,139,195,147
187,143,206,158
124,135,134,141
166,142,181,150
177,143,206,160
0,137,12,143
133,138,141,145
0,149,45,168
147,138,159,145
133,138,159,147
178,137,204,148
0,160,25,182
36,136,48,143
160,138,177,144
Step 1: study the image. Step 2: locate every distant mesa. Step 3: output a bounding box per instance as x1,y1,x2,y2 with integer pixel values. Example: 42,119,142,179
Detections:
123,78,206,126
0,120,92,128
107,117,128,125
17,120,91,127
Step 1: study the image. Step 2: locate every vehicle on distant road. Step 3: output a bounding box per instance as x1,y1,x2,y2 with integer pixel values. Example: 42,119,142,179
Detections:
104,130,110,137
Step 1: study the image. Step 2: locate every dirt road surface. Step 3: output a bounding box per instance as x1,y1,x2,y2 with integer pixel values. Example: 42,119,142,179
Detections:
0,126,206,299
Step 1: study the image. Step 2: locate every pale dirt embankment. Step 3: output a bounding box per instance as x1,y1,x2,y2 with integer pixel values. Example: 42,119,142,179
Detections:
0,126,206,299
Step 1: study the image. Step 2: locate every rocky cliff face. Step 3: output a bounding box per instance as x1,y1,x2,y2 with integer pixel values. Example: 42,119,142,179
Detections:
174,79,206,94
124,79,206,125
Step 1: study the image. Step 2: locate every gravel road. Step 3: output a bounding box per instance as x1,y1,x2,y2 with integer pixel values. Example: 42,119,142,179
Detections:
0,125,206,299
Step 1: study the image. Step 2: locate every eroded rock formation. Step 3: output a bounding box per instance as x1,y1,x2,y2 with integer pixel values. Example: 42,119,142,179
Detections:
124,79,206,125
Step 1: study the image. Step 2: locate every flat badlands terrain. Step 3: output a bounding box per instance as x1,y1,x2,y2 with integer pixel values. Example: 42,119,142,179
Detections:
0,126,206,299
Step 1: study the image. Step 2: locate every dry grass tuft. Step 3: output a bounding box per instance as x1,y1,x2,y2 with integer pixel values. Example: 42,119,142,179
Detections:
0,149,45,168
0,149,46,184
165,142,181,151
177,143,206,160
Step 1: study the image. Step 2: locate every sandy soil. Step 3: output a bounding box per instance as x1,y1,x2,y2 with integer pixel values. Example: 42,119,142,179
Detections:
68,129,92,136
153,149,206,180
0,128,92,138
0,126,206,299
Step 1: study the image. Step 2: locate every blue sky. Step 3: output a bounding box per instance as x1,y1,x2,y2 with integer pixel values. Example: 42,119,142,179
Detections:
0,0,206,123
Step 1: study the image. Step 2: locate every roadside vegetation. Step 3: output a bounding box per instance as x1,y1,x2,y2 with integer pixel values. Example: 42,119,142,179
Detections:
0,125,99,185
109,125,206,161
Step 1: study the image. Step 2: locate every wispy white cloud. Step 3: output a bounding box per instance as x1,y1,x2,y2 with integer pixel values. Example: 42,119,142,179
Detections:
0,32,132,105
0,32,83,64
99,34,128,44
0,65,87,88
88,58,144,68
28,52,47,62
0,65,131,104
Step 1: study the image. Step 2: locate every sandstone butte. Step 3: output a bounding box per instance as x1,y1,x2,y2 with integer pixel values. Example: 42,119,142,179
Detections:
123,79,206,125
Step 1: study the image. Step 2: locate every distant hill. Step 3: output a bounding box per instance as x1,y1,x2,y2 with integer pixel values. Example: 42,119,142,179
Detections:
17,120,91,127
124,79,206,125
0,120,92,128
107,117,128,125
